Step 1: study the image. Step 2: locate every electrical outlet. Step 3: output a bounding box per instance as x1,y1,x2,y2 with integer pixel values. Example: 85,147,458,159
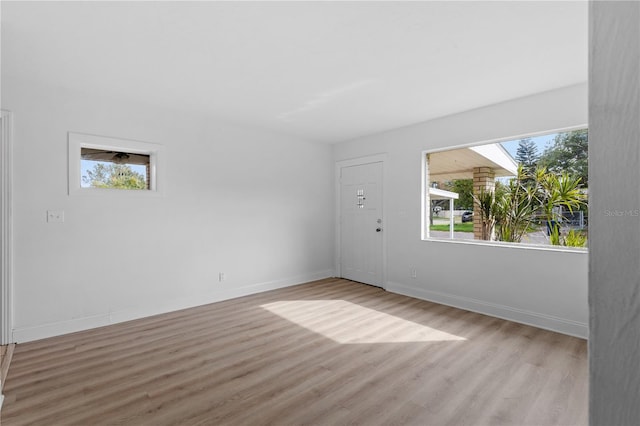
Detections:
410,269,417,279
218,272,225,282
47,210,65,223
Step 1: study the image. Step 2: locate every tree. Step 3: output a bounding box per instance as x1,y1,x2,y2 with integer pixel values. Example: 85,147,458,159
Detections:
444,179,474,210
538,129,588,187
515,138,538,175
83,163,147,190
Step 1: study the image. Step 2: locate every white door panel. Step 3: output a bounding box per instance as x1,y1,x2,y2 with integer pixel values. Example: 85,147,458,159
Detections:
340,162,383,287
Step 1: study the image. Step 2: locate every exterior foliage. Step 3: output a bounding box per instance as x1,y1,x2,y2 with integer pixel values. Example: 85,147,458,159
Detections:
444,179,474,210
474,188,496,241
538,129,588,187
83,163,147,190
537,170,585,231
515,138,539,175
563,229,588,247
473,166,587,245
493,166,539,242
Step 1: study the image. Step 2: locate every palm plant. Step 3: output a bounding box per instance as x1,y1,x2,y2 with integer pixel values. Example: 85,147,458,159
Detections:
470,166,586,246
494,165,539,243
472,188,496,241
537,169,587,245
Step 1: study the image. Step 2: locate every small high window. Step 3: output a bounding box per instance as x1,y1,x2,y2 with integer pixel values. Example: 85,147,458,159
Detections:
68,132,162,196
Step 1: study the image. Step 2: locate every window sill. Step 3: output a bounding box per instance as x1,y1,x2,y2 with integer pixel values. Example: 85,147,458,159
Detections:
422,237,588,254
70,187,164,198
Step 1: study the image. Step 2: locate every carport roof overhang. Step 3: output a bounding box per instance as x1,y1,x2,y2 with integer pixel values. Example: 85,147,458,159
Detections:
429,187,459,200
427,144,518,181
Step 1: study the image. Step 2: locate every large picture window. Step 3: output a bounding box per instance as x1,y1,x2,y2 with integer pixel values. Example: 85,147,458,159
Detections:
423,129,588,249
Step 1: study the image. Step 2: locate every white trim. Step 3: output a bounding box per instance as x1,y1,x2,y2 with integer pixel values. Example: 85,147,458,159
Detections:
335,154,388,288
421,152,428,240
0,111,14,345
68,132,165,197
12,269,334,343
386,281,588,339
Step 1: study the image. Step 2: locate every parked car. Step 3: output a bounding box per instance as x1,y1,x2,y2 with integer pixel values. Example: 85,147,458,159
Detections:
461,211,474,223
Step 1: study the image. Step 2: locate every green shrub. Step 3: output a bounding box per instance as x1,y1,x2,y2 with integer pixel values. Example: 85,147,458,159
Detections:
563,229,588,247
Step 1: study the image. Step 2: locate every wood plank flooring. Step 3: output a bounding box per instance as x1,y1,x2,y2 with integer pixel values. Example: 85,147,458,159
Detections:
1,278,587,425
1,344,15,391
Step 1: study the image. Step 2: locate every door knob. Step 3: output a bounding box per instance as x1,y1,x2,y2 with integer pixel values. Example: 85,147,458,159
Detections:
376,228,382,232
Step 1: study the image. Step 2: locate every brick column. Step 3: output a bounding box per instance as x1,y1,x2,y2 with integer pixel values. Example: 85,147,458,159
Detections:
473,167,495,240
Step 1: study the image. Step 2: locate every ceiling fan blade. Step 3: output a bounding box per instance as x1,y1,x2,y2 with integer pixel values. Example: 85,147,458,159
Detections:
129,155,150,165
81,148,149,165
81,151,118,161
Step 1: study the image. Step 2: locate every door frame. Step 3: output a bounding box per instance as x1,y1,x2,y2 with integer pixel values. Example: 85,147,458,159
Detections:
1,110,14,344
335,153,387,289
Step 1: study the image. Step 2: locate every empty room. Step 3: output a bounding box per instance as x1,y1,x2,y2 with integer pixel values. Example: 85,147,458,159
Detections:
0,1,638,425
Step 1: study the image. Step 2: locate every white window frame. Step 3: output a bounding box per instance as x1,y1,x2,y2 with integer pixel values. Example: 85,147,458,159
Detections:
68,132,164,197
421,125,588,253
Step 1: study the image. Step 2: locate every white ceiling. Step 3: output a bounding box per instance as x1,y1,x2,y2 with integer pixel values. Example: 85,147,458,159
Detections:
1,1,588,143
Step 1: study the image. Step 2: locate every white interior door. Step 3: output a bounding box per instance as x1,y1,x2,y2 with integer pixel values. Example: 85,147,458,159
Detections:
340,162,383,287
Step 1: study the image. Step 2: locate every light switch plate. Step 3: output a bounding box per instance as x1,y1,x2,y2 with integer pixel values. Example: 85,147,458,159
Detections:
47,210,64,223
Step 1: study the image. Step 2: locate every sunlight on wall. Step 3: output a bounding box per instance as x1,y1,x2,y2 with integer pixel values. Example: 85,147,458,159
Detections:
261,300,466,344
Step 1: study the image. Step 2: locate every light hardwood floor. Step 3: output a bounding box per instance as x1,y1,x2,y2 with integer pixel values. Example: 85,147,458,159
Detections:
1,343,15,391
1,278,587,425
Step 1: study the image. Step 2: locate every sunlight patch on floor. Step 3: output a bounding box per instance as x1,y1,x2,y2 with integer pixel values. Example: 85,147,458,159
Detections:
261,300,466,343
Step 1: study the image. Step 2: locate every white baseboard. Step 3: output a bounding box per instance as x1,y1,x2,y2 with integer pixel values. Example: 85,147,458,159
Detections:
12,270,334,343
386,281,588,339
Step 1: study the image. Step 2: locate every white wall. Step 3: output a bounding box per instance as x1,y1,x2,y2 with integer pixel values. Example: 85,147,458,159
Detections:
2,77,334,342
589,2,640,424
334,84,589,338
